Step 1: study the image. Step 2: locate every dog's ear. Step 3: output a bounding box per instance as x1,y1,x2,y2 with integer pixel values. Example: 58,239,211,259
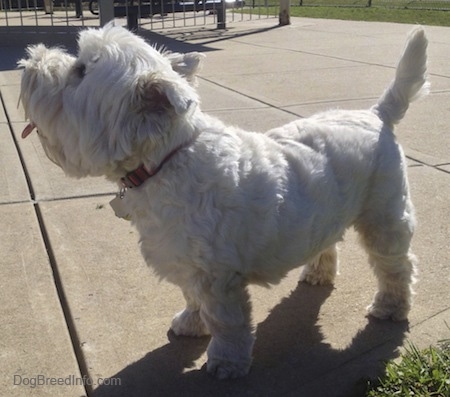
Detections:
166,52,205,83
134,71,198,115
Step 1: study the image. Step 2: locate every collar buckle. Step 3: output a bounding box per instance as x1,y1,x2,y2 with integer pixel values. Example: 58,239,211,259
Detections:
120,143,187,189
121,165,153,189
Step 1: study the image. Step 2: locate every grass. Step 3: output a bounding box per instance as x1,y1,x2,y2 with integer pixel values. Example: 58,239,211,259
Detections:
365,339,450,396
237,1,450,27
287,6,450,27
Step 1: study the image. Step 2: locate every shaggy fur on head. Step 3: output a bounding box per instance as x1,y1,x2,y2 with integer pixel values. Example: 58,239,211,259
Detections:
19,24,428,379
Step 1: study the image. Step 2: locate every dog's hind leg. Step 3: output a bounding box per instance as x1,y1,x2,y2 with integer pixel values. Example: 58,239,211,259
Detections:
300,244,339,286
366,250,417,321
356,195,417,321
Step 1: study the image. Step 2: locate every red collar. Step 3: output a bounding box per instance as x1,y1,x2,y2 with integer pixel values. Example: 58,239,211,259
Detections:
120,145,185,189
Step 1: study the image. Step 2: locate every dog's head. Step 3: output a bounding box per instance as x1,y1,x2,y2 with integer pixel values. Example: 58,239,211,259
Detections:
19,24,204,180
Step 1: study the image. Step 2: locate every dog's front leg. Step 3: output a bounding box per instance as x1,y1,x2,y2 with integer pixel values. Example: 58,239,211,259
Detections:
300,244,339,285
198,272,255,380
171,289,210,337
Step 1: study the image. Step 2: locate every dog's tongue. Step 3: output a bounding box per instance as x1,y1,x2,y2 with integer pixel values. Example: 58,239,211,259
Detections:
22,123,36,139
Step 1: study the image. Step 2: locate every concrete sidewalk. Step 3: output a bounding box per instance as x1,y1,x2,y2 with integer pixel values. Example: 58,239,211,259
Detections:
1,17,449,397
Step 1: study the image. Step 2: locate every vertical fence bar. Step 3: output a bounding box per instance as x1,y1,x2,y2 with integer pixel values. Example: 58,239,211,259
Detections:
279,0,289,25
43,0,53,14
33,0,38,26
2,0,10,27
64,0,70,26
149,0,154,30
171,0,176,28
217,0,226,28
99,0,114,26
126,7,138,31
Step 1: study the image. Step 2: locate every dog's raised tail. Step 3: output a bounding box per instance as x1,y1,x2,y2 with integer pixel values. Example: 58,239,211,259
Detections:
373,27,429,126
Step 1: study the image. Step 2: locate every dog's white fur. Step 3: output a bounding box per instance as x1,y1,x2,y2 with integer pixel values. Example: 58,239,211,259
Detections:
19,25,428,379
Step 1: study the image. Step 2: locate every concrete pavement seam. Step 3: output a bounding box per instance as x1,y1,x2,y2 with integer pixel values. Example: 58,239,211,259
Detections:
405,155,450,175
199,75,303,118
1,88,93,397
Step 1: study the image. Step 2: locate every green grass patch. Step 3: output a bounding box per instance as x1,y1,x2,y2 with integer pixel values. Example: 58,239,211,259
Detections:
288,6,450,26
366,340,450,396
235,4,450,27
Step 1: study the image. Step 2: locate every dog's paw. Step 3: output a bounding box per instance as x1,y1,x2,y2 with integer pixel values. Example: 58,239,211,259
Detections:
299,247,338,286
300,270,334,286
299,264,336,286
205,334,254,379
206,358,251,380
367,293,410,321
171,309,210,337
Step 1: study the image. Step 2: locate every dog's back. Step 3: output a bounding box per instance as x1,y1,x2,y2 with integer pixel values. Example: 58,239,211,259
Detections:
260,28,429,285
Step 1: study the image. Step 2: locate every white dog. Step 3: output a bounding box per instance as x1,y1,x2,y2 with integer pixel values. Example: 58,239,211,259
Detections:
19,24,428,379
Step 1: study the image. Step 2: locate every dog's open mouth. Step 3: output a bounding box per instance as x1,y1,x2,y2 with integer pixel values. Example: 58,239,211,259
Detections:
22,123,36,139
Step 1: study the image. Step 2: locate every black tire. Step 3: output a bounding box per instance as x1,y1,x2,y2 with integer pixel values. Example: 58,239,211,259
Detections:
89,0,99,15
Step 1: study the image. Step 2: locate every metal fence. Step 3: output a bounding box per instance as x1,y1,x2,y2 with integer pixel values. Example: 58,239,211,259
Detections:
0,0,279,31
1,0,449,32
115,0,281,31
1,0,97,30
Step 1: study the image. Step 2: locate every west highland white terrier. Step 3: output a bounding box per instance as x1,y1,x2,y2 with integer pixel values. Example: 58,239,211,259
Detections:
19,24,428,379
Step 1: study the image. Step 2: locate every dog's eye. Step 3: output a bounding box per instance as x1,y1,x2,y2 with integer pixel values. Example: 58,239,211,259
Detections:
74,64,86,79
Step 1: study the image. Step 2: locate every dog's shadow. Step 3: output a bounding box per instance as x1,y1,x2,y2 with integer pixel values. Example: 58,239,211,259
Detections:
92,282,408,397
